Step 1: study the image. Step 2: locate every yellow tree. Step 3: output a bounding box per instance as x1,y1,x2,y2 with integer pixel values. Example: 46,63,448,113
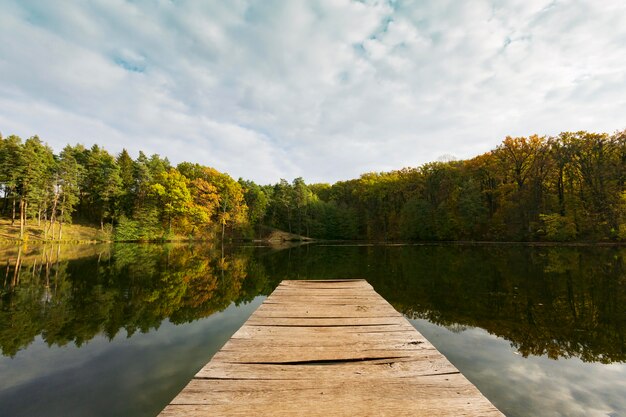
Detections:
150,168,192,234
188,178,220,235
177,163,248,241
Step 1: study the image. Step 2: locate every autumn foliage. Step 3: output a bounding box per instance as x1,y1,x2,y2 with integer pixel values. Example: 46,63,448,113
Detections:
2,129,626,242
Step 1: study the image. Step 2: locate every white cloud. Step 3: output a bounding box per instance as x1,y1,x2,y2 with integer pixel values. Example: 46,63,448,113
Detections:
411,319,626,416
0,0,625,183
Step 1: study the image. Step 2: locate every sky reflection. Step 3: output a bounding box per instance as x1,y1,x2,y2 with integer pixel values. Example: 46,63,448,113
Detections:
0,297,264,417
411,318,626,417
2,243,625,416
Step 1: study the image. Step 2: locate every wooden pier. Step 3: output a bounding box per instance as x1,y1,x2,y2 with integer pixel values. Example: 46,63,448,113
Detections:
160,279,503,416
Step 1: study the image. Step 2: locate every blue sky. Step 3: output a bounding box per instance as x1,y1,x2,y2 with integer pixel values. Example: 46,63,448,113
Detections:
1,0,625,184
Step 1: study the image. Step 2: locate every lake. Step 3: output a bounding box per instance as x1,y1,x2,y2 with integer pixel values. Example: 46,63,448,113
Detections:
1,242,625,416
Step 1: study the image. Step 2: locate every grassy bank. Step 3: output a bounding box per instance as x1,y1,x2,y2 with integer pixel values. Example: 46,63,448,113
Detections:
0,218,284,244
0,218,107,243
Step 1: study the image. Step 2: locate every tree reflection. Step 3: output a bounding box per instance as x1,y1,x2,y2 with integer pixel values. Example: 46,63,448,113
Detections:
1,243,625,364
256,244,626,364
0,243,272,357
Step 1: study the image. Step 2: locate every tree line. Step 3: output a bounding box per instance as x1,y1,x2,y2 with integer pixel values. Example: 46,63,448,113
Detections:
264,130,626,242
1,129,626,241
0,135,247,241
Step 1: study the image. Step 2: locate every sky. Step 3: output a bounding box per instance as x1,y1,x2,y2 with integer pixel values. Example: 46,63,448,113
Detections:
1,0,625,184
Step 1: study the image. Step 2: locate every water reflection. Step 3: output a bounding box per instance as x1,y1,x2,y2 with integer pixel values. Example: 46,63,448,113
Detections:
2,243,626,416
410,319,626,417
2,243,625,364
0,243,272,358
253,244,626,364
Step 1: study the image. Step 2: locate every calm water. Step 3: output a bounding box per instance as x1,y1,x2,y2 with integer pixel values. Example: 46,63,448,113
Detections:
1,242,625,416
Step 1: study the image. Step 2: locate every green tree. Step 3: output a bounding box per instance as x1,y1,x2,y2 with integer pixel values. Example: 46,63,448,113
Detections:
117,149,135,217
150,168,192,234
84,145,123,230
0,135,24,225
15,136,56,239
132,151,153,213
239,179,269,234
292,177,314,236
52,146,82,240
270,179,294,232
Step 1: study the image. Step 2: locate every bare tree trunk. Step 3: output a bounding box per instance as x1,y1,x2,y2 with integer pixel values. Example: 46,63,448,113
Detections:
1,190,7,215
11,196,16,226
19,198,26,240
47,192,59,241
57,205,65,240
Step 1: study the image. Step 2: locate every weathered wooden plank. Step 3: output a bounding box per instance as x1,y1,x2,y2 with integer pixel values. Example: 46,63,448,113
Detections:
159,279,504,416
253,304,401,318
220,339,433,351
230,326,424,341
196,356,459,380
266,294,378,301
212,347,432,364
279,280,363,282
279,279,369,286
161,377,502,416
231,323,417,338
169,376,487,403
245,316,404,326
161,405,500,417
265,289,377,293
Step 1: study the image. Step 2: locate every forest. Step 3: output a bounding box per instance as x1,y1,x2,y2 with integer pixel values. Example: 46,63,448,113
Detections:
1,129,626,242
